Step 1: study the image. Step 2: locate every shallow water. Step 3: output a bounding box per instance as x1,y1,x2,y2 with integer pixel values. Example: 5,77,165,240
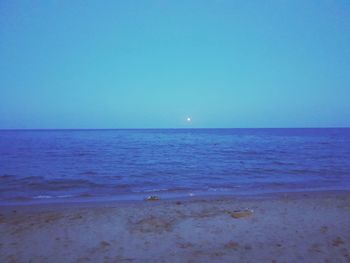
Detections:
0,128,350,203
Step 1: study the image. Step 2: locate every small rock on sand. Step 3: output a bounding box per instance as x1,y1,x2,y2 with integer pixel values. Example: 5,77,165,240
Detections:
145,196,160,201
100,241,111,248
332,237,344,247
224,241,239,249
228,209,254,219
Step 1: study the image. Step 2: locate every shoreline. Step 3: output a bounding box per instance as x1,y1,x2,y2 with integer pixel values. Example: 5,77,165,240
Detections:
1,187,350,208
1,189,350,262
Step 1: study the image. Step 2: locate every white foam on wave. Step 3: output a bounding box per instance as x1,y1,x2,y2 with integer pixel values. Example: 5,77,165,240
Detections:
33,195,53,199
57,194,73,198
33,194,73,199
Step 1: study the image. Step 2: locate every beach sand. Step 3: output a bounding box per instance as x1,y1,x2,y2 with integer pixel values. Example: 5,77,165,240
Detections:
1,191,350,262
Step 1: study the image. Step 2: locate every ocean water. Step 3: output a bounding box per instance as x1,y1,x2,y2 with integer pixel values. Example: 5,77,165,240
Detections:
0,128,350,203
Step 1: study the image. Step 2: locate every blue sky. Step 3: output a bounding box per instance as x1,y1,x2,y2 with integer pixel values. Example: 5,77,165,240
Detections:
0,0,349,128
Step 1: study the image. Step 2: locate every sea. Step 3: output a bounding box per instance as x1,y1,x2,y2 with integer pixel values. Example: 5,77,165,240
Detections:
0,128,350,204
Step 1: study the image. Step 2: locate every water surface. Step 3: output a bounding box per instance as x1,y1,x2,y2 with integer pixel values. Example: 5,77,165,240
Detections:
1,128,349,203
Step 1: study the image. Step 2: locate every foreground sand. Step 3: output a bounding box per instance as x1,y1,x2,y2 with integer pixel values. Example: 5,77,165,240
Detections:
1,191,350,262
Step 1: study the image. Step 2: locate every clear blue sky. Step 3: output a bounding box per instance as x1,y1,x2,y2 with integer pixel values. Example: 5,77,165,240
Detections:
1,0,349,128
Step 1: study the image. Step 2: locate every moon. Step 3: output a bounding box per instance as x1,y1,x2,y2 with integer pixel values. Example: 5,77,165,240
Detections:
187,117,192,122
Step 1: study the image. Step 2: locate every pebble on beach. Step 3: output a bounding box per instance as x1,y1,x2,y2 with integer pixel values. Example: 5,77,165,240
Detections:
145,196,160,201
228,209,254,219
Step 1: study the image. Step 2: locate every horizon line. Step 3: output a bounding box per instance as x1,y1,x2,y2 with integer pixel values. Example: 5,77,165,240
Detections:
0,127,349,131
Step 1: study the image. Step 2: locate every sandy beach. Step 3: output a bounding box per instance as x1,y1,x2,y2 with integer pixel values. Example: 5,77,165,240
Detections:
1,191,350,263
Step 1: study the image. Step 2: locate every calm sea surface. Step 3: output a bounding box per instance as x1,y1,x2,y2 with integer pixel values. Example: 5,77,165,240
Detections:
0,128,350,203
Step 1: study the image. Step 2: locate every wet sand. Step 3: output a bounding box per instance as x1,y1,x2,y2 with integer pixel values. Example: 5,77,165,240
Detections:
1,191,350,262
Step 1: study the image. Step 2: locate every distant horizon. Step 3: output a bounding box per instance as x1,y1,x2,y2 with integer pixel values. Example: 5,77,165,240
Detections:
1,126,350,131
